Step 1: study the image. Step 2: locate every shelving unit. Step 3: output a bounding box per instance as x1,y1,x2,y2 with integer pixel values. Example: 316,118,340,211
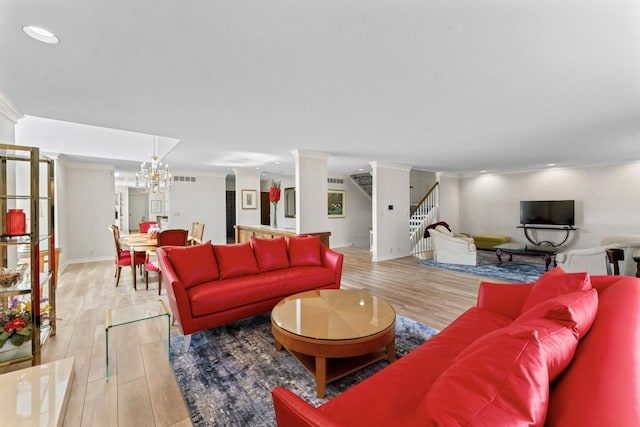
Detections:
0,144,56,367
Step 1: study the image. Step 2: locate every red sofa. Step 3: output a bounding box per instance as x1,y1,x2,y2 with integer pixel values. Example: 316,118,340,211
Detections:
157,235,344,348
272,268,640,426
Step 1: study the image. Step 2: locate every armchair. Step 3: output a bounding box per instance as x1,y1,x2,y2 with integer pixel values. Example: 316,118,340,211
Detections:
429,225,477,266
555,245,621,275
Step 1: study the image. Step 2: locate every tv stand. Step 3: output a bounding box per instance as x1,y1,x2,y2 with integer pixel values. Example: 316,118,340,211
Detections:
516,225,576,247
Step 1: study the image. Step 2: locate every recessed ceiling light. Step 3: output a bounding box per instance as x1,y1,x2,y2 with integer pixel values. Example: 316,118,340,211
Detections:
480,170,487,173
114,172,120,177
22,26,60,44
546,163,556,167
358,168,364,172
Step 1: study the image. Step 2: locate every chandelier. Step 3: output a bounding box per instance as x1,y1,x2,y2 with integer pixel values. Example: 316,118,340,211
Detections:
136,136,172,193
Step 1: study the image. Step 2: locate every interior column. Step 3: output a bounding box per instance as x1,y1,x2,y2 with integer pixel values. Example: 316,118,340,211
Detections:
292,150,330,237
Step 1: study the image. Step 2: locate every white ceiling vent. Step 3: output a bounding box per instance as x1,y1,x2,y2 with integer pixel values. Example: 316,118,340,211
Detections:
173,176,196,183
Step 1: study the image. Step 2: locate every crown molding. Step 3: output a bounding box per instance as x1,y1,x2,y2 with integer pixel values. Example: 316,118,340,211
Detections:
0,91,23,124
369,161,411,172
291,149,331,160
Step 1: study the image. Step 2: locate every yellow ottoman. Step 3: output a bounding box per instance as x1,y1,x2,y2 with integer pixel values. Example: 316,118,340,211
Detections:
472,234,511,250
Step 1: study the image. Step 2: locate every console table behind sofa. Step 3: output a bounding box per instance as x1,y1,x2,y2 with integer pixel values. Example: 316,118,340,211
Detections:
235,224,331,247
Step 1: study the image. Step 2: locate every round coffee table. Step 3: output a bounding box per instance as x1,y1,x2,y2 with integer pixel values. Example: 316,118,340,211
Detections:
271,289,396,397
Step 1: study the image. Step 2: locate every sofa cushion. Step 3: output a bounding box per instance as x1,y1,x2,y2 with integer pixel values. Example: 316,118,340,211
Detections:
467,318,578,382
188,266,337,317
166,241,219,289
287,235,322,267
521,267,592,313
515,289,599,339
251,236,290,272
213,242,259,279
421,329,549,426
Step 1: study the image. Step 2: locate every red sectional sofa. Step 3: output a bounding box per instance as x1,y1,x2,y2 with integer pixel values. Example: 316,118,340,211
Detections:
272,267,640,426
157,235,344,347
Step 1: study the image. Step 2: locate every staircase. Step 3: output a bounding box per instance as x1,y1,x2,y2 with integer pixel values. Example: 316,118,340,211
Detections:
350,173,439,255
349,173,372,199
410,182,439,254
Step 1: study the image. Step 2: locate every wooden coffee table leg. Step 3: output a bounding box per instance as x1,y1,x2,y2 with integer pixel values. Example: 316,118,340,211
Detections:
315,356,327,398
386,338,396,363
274,338,282,352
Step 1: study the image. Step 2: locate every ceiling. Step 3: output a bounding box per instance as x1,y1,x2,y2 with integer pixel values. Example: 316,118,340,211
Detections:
2,0,640,186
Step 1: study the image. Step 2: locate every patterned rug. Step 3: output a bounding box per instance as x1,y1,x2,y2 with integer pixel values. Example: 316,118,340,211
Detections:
417,249,547,283
170,313,438,426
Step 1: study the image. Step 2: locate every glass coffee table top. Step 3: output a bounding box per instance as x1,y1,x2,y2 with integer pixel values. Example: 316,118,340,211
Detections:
271,289,396,340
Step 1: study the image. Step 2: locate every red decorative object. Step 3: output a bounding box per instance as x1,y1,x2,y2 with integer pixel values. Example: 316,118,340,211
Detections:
6,209,26,236
269,180,281,203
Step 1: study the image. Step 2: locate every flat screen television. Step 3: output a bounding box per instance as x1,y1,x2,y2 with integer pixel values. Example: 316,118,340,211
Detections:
520,200,575,226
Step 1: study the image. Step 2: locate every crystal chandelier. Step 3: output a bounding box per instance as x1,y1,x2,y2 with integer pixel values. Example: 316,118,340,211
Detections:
136,136,172,193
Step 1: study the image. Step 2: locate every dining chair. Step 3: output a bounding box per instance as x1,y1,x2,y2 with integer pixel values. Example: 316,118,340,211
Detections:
109,225,146,287
139,221,158,233
144,228,189,294
188,222,205,245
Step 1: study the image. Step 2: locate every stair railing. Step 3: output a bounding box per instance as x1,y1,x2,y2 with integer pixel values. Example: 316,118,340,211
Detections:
410,182,439,254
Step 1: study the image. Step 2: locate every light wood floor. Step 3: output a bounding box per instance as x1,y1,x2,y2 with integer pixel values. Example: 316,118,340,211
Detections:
7,246,497,426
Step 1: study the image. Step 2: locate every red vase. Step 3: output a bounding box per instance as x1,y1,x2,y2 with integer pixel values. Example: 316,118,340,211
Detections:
6,209,26,236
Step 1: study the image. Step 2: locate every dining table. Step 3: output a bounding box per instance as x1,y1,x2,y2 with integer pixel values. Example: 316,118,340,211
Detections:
124,233,157,290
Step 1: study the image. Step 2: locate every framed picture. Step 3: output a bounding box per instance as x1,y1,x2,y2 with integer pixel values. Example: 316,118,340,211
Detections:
150,200,162,213
242,189,258,209
328,190,345,218
284,187,296,218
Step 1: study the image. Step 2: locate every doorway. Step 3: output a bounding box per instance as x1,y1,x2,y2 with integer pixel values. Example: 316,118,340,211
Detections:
128,192,148,232
260,192,270,226
226,191,236,242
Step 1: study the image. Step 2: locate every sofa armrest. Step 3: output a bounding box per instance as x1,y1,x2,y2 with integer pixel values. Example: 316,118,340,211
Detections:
320,245,344,287
156,248,194,335
272,387,342,427
476,281,534,319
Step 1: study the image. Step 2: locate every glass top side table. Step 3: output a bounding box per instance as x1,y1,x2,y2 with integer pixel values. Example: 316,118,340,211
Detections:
104,300,170,379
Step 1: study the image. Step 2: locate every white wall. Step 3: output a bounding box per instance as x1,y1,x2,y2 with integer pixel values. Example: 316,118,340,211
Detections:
410,169,437,206
294,150,330,235
234,168,261,227
60,159,115,263
261,176,296,230
458,163,640,249
371,162,411,261
170,172,227,244
438,174,461,232
326,176,372,248
129,192,148,230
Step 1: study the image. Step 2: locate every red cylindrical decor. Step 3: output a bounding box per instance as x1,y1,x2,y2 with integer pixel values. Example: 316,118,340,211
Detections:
6,209,26,236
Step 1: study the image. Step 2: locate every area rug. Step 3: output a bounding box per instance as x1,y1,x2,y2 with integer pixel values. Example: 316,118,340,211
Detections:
417,249,547,283
170,313,438,426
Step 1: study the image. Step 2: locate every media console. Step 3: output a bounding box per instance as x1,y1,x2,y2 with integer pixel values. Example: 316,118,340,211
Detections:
517,225,576,247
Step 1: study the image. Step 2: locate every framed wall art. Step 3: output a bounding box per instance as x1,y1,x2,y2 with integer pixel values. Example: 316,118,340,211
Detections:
284,187,296,218
242,189,258,209
150,199,162,213
328,190,345,218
